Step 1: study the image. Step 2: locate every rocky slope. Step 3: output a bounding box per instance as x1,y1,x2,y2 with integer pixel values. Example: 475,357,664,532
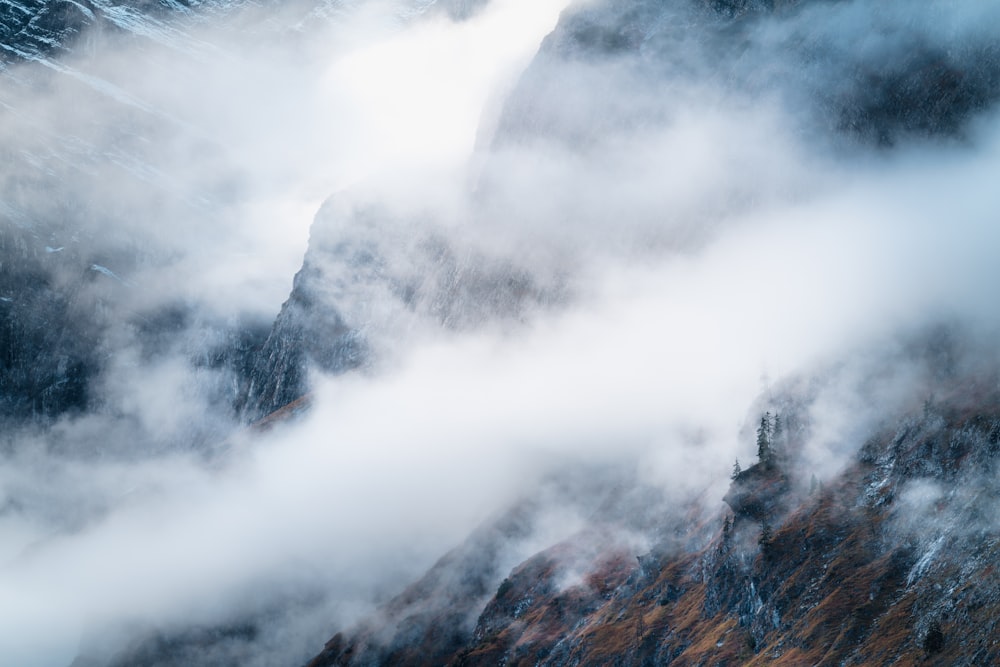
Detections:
236,197,565,421
6,0,1000,665
312,362,1000,666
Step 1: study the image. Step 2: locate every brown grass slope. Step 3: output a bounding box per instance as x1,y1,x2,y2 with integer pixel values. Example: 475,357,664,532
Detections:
312,378,1000,666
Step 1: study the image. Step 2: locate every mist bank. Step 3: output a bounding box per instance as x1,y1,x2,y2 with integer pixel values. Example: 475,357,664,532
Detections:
3,0,1000,665
0,0,565,429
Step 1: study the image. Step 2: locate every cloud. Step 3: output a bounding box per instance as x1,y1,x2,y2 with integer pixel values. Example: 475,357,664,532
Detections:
3,0,1000,664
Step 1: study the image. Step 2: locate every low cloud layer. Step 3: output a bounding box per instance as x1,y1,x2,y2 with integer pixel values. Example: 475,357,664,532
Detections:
3,0,1000,664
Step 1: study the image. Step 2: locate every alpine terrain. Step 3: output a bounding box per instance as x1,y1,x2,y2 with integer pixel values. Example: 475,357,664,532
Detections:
3,1,1000,666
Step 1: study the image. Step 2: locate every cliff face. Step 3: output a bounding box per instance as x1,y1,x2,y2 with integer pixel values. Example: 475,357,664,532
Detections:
0,0,256,429
298,13,1000,664
237,198,565,421
313,372,1000,666
0,0,546,428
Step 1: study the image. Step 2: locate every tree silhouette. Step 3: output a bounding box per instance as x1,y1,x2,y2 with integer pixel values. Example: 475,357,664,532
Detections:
759,521,773,548
756,412,772,465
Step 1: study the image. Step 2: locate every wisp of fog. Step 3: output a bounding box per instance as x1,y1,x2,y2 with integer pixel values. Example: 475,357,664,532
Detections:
2,0,1000,665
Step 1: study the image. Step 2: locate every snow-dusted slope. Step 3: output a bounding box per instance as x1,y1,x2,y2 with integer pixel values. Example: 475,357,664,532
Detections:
6,1,1000,666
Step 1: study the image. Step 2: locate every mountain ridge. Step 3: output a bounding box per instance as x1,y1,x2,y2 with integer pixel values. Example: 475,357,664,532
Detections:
314,365,1000,666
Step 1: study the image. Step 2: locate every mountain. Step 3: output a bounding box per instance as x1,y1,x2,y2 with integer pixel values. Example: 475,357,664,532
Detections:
0,0,278,431
4,0,1000,665
310,344,1000,666
0,0,450,433
0,0,531,432
9,0,996,431
495,0,1000,147
300,1,1000,665
243,0,1000,423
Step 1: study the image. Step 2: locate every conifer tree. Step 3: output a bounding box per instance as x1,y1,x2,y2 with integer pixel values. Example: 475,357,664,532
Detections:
756,412,772,464
731,458,742,480
772,413,784,462
759,522,773,548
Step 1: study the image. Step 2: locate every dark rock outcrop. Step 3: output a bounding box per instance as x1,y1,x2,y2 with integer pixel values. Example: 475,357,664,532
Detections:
724,463,790,524
238,199,564,422
0,0,351,428
238,258,366,423
0,0,99,64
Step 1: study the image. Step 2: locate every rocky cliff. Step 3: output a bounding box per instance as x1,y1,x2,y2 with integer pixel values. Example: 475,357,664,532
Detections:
312,362,1000,666
293,3,1000,661
0,0,264,429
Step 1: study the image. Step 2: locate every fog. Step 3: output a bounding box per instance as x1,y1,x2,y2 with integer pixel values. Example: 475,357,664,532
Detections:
2,0,1000,664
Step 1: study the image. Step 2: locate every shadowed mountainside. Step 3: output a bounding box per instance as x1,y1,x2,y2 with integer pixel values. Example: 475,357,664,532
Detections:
313,370,1000,666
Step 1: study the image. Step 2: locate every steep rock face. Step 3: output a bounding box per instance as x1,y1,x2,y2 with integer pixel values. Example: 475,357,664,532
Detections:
0,0,254,428
494,0,1000,149
315,376,1000,666
238,257,365,423
0,175,274,431
0,0,97,63
239,199,564,422
0,0,370,428
723,463,790,524
0,0,249,67
0,225,103,421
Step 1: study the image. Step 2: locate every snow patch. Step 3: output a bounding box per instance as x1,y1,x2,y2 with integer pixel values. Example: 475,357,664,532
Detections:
907,535,945,586
63,0,96,21
90,263,129,286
